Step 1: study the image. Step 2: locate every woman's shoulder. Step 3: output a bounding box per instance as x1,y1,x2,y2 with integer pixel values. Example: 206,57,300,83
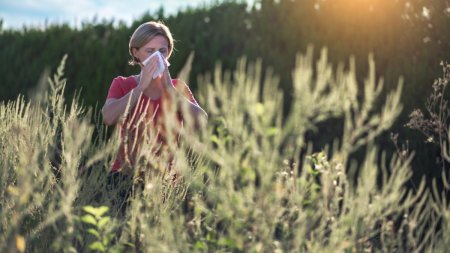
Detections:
111,75,137,89
112,75,137,84
107,75,137,99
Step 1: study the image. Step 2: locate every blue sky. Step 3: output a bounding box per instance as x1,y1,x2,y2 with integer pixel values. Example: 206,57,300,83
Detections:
0,0,254,29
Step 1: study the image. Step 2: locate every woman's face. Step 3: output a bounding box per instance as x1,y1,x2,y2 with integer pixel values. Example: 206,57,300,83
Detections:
133,35,169,64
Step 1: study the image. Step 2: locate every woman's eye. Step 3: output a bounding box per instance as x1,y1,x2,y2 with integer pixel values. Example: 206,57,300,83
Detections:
159,49,167,54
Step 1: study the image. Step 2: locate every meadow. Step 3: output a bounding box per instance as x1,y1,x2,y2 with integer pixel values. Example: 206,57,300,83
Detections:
1,47,450,252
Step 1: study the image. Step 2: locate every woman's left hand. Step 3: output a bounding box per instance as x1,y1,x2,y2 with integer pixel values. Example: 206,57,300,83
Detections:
161,61,175,92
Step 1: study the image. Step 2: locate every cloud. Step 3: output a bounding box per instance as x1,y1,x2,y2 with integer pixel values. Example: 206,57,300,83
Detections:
0,0,219,29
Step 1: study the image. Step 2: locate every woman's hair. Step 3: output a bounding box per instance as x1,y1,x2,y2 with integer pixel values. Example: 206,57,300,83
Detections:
128,21,174,65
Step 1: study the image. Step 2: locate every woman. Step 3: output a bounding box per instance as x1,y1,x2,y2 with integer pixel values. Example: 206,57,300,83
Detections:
102,21,207,173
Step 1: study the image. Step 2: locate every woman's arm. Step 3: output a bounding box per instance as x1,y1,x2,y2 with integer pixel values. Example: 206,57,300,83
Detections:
102,57,160,125
101,86,144,125
161,69,208,123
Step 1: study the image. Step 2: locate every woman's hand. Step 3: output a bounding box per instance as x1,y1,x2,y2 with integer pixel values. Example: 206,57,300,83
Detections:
136,56,160,92
161,59,176,92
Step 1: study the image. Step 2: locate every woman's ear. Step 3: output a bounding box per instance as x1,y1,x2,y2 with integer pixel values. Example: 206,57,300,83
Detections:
131,48,139,62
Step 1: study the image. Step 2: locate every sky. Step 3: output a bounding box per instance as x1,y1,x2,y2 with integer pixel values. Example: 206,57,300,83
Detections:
0,0,254,30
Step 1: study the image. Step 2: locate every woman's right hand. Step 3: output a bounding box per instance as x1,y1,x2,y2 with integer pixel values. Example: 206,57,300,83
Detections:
136,56,159,92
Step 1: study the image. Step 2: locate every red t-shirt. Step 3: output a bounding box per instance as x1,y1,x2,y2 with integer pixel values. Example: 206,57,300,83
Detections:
106,76,198,172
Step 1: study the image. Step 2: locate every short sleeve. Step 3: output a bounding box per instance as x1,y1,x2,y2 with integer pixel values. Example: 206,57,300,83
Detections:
107,77,126,99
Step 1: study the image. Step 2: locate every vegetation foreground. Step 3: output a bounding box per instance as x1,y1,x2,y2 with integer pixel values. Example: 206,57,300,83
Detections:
1,49,449,252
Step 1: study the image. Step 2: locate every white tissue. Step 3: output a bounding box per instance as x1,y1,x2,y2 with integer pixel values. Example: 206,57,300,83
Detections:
142,51,170,79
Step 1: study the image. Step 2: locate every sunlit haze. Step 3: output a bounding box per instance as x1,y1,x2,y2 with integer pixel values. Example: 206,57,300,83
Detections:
0,0,255,29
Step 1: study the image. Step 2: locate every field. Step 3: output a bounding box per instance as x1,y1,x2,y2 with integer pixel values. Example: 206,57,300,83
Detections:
1,47,450,252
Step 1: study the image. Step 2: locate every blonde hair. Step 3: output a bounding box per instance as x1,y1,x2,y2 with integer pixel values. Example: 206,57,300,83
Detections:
128,21,174,65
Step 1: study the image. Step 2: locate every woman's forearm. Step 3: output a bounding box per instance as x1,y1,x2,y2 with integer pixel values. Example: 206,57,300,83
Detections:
161,70,208,122
182,98,208,119
102,87,144,125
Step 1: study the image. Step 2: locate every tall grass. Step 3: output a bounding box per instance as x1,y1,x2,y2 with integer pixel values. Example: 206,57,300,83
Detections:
1,49,449,252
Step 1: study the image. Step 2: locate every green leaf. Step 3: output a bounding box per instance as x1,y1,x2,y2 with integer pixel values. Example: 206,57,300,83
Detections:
67,246,78,253
103,236,110,247
110,246,125,253
89,241,105,252
218,237,237,248
97,217,110,229
266,127,279,136
83,205,109,218
210,135,219,145
87,228,101,239
124,242,135,248
96,206,110,217
80,214,97,226
76,233,84,244
194,241,206,250
307,165,319,175
83,206,97,215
